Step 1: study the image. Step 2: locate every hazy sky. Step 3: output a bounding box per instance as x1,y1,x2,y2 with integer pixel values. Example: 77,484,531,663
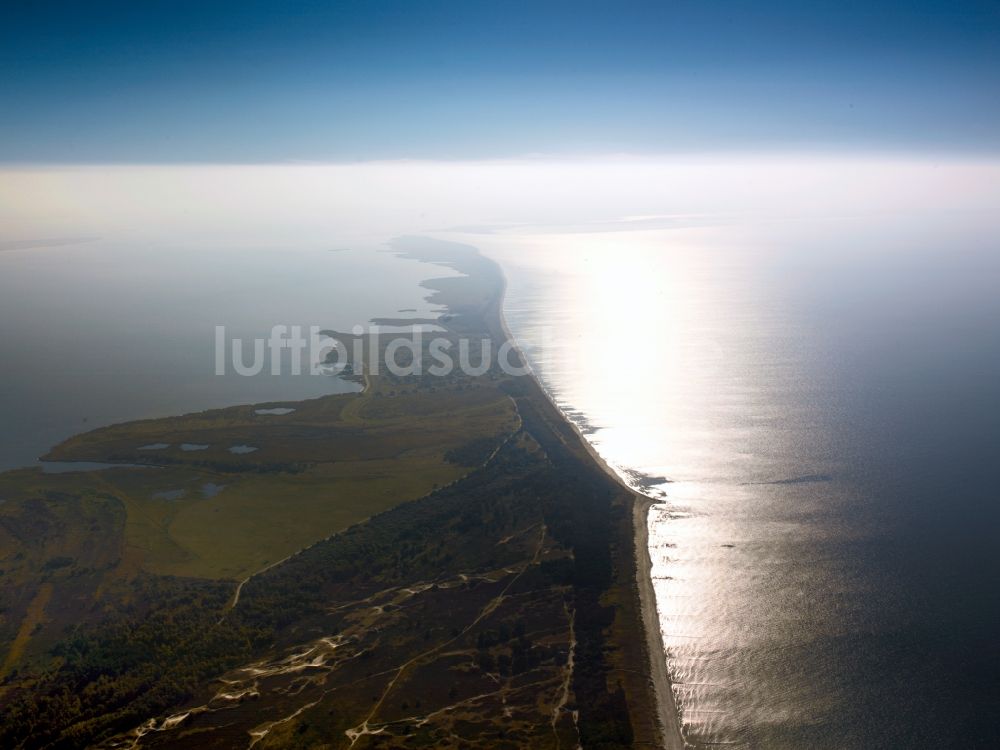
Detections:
2,0,999,162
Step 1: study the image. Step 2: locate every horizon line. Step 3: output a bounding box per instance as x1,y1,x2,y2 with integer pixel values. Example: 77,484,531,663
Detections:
4,148,1000,170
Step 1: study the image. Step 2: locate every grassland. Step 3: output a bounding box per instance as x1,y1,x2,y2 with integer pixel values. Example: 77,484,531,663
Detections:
38,382,518,581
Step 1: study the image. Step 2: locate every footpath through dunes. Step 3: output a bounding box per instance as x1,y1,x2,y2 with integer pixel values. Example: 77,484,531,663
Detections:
0,236,675,750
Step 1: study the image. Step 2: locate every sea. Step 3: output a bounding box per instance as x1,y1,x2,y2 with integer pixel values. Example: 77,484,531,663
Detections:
480,213,1000,748
0,241,458,471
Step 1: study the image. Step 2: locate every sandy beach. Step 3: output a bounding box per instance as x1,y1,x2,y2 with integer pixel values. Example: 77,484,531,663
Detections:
633,495,685,749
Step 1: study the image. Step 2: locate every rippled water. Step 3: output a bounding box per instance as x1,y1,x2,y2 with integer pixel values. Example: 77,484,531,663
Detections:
481,216,1000,748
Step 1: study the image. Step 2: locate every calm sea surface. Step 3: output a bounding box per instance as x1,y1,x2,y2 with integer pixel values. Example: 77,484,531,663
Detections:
0,241,456,471
480,215,1000,748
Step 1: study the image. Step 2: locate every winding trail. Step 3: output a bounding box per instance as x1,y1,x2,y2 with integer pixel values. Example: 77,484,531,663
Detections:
551,601,578,749
346,524,548,746
0,582,53,679
219,549,299,622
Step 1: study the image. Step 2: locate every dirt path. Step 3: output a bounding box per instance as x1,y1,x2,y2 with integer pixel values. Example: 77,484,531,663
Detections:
346,525,548,746
1,582,53,678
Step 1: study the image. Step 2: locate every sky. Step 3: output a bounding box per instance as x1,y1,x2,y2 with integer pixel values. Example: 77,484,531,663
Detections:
2,0,999,162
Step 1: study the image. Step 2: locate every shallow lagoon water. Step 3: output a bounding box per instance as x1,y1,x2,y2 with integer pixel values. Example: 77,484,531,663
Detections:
201,482,226,498
152,488,186,501
39,461,152,474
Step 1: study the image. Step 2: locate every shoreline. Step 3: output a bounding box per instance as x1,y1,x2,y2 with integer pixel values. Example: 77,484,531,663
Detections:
486,251,684,750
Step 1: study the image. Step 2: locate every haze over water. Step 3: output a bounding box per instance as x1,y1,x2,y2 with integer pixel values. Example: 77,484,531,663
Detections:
2,158,998,746
0,240,457,471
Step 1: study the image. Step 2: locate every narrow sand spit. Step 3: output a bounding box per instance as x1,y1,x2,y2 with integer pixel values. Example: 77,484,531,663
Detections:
492,264,685,750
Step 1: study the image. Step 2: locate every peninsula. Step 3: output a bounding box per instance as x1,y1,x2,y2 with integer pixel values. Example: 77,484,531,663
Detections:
0,237,681,749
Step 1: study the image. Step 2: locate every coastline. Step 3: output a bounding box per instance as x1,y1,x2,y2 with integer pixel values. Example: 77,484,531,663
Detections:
485,250,685,750
633,495,685,749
